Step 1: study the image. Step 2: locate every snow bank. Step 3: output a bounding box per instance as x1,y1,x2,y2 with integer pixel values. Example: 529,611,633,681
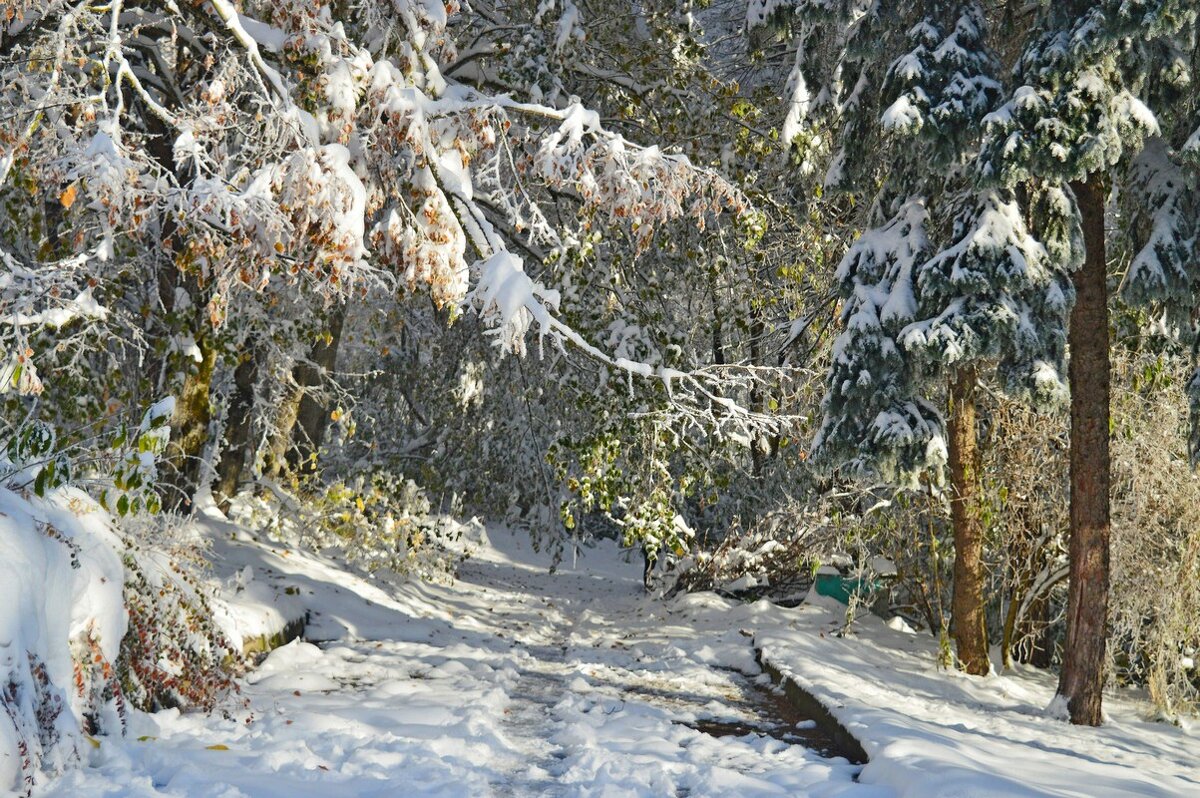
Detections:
0,485,126,793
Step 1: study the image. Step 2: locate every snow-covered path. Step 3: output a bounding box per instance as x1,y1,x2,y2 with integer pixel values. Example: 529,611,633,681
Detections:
452,541,864,796
37,527,869,797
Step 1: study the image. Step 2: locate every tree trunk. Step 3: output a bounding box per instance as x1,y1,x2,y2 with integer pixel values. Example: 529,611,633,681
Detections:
262,386,303,483
948,365,990,675
1027,592,1054,670
161,330,217,513
288,307,346,475
212,351,258,513
1058,176,1111,726
748,303,769,477
143,94,219,514
263,310,345,481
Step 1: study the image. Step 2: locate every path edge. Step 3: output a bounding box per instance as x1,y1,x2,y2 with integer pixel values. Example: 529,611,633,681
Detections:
754,645,870,765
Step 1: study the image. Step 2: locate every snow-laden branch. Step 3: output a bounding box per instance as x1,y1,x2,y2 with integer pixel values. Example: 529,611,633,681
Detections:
1,0,756,429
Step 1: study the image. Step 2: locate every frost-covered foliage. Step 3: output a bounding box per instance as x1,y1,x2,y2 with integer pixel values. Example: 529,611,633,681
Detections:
1109,355,1200,716
0,0,741,357
765,0,1199,484
903,188,1074,409
672,500,851,600
116,515,240,714
979,396,1069,668
233,472,470,583
1,0,758,535
0,0,777,559
297,0,839,564
303,474,472,582
1113,138,1200,460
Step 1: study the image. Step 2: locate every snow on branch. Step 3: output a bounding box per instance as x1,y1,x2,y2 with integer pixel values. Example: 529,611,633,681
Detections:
0,0,751,429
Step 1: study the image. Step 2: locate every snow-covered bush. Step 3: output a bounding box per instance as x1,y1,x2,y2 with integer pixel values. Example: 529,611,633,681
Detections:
672,503,831,599
307,473,470,582
116,515,240,714
0,408,169,792
0,399,247,791
239,471,470,583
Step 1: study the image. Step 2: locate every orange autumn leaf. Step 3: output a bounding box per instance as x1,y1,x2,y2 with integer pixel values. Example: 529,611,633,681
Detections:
60,184,78,209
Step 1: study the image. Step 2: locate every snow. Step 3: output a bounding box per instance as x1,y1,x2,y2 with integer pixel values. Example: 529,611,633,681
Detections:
1184,124,1200,159
206,1,289,102
880,96,922,133
30,523,1199,797
318,143,369,264
756,598,1199,798
2,288,109,329
0,485,127,790
780,36,815,149
745,0,797,29
37,524,870,797
468,251,561,355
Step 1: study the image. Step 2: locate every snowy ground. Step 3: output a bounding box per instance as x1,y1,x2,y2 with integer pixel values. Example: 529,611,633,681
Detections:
32,522,1197,797
757,603,1200,798
36,523,868,797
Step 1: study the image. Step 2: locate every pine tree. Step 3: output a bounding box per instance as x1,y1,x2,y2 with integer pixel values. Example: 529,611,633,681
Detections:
979,0,1197,725
813,199,942,486
770,0,1075,675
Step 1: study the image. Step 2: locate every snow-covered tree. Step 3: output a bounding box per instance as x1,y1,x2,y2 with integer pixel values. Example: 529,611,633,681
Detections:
321,0,836,562
976,0,1197,724
0,0,748,517
756,0,1077,675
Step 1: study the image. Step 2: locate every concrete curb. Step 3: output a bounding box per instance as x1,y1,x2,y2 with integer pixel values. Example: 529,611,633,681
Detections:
755,646,869,765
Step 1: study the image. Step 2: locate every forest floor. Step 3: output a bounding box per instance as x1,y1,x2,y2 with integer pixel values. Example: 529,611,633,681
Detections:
33,519,1198,797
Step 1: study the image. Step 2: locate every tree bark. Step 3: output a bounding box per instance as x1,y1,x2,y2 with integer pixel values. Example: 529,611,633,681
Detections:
212,351,258,513
263,309,346,481
289,307,346,475
1027,592,1054,670
262,386,302,483
161,329,216,513
948,364,990,675
1058,176,1111,726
